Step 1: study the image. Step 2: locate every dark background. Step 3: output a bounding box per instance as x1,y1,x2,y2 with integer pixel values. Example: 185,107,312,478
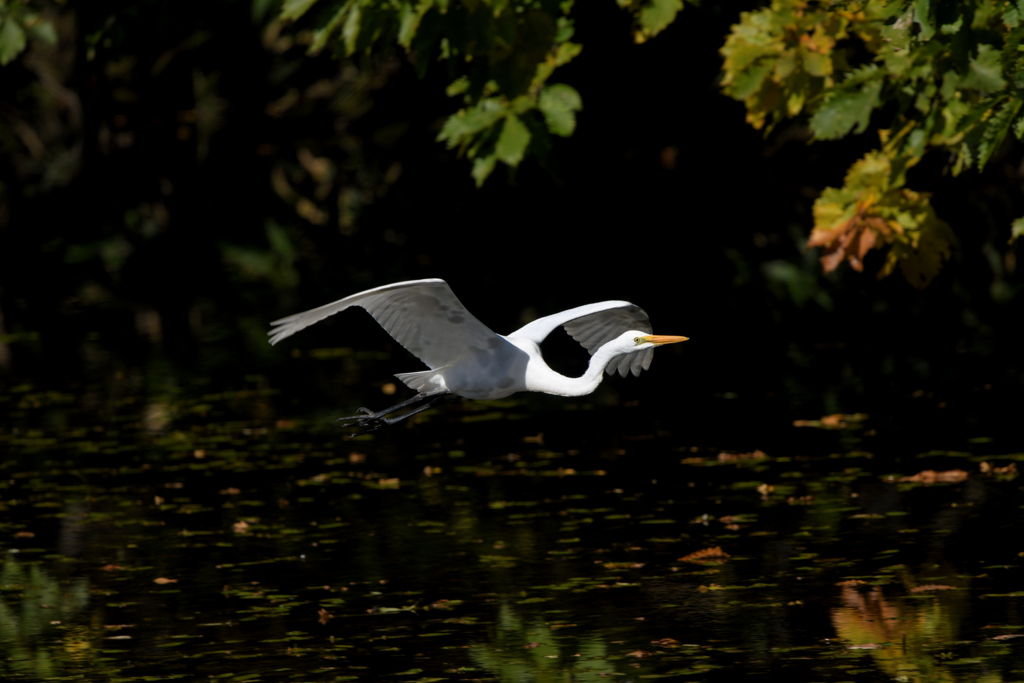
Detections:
1,0,1021,437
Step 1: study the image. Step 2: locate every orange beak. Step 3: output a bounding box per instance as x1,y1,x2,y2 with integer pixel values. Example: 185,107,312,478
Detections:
643,335,689,346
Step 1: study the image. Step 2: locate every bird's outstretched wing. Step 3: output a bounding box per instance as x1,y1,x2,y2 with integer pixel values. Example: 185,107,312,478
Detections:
507,301,654,378
268,278,503,370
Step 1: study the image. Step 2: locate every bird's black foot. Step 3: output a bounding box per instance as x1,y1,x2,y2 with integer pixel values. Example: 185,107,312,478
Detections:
335,391,456,434
337,411,389,435
335,407,374,420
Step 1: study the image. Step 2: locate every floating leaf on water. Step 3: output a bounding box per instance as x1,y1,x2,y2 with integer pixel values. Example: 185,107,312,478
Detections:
979,461,1017,476
717,449,768,462
794,414,868,429
680,547,731,565
897,469,968,485
154,577,178,584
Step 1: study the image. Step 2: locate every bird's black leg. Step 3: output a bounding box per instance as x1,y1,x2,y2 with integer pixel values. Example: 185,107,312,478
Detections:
338,390,456,433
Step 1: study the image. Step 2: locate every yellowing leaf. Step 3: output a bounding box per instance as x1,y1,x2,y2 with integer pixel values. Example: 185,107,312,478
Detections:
1011,216,1024,243
810,151,953,287
721,4,850,131
809,194,889,273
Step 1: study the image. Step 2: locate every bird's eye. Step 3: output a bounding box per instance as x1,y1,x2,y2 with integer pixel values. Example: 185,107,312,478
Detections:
633,337,641,344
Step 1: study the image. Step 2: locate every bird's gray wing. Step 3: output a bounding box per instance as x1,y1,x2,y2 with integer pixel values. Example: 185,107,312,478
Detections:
268,278,503,370
507,301,653,378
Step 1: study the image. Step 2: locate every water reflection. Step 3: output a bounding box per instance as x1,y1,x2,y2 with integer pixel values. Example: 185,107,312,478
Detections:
0,380,1022,681
0,556,89,679
469,602,616,681
832,584,970,682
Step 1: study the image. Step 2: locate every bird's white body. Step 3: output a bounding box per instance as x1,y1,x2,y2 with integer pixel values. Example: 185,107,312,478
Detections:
269,278,686,408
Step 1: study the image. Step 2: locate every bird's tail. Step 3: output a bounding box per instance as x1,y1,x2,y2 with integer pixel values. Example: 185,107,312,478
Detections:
394,369,448,394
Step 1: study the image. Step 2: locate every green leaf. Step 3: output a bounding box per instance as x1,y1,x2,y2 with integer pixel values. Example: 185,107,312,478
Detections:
810,69,883,140
495,114,531,166
437,101,506,148
1005,5,1021,29
280,0,320,21
472,154,498,187
446,77,469,98
1011,216,1024,243
309,2,352,54
940,15,963,35
961,44,1007,94
725,60,774,101
342,2,362,55
976,97,1021,168
880,11,912,52
0,18,28,65
398,1,433,49
637,0,684,40
538,83,582,137
26,18,57,46
265,221,295,261
913,0,934,41
896,213,954,290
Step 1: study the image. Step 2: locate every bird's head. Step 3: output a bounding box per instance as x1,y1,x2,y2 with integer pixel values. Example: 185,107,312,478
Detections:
616,330,689,353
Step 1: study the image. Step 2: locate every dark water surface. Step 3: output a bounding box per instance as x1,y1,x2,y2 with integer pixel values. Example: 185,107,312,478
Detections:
2,353,1023,682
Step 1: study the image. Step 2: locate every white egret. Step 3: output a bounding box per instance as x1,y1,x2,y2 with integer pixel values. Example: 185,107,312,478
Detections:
269,278,688,431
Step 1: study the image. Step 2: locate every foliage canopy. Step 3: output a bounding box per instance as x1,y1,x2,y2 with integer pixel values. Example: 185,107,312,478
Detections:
278,0,1023,287
279,0,695,186
2,0,1022,288
720,0,1024,287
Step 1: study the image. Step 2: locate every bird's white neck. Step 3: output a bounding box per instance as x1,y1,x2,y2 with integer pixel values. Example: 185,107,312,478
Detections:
519,339,626,397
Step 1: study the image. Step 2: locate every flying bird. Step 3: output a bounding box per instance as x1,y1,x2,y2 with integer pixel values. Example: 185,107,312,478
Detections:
269,278,687,431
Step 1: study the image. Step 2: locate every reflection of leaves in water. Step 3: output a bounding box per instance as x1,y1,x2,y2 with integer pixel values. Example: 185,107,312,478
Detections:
0,556,90,679
469,602,618,682
831,581,968,682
